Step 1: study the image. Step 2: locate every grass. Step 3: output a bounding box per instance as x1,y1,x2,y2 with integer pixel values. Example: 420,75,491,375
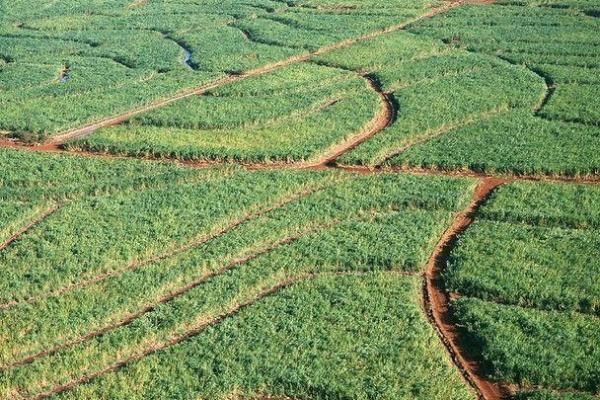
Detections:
66,63,382,163
512,390,599,400
387,110,600,176
334,0,600,176
445,219,600,315
0,148,476,399
445,180,600,396
480,181,600,229
2,1,600,399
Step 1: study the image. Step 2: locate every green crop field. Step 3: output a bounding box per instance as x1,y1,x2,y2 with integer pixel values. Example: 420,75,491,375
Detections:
1,0,599,399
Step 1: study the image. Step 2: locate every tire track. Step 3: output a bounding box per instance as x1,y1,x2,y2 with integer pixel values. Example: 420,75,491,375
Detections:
423,177,509,400
306,75,396,167
335,164,600,185
4,218,345,371
28,270,414,400
0,181,336,312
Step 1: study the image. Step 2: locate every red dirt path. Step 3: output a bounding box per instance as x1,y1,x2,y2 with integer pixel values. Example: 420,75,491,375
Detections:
424,177,509,400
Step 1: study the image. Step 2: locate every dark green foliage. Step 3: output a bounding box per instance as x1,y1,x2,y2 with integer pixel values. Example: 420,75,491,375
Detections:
388,111,600,176
446,220,600,315
480,181,600,229
446,180,600,396
451,298,600,393
0,0,433,140
513,390,598,400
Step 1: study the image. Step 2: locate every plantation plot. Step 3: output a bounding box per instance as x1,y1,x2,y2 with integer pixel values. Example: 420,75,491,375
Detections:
66,63,383,163
0,0,436,141
445,180,600,398
0,149,477,399
392,111,600,176
377,0,600,176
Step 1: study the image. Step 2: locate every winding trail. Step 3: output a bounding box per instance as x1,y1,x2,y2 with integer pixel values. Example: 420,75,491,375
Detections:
423,177,509,400
2,135,599,186
303,75,395,168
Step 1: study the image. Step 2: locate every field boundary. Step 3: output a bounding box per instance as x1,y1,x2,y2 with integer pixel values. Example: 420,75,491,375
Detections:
423,177,509,400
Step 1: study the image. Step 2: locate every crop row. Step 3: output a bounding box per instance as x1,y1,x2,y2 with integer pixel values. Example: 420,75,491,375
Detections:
67,63,382,163
445,180,600,397
50,274,474,400
0,0,435,139
313,30,547,168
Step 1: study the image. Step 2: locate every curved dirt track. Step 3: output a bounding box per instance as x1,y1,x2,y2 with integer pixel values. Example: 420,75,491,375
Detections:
302,75,395,168
424,177,509,400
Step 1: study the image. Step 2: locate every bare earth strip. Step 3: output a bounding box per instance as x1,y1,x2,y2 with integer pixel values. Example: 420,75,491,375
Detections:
308,76,396,167
423,177,509,400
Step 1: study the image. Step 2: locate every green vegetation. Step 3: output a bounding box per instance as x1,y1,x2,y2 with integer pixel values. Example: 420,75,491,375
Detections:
317,31,545,168
445,220,600,315
480,181,600,229
391,111,600,176
451,298,600,393
0,0,435,141
66,63,381,163
388,0,599,173
335,0,600,176
447,180,600,397
540,84,600,125
2,1,600,399
53,275,474,400
0,148,476,399
513,390,599,400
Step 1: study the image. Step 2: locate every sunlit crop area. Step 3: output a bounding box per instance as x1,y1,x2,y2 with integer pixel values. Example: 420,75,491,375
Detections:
1,0,599,399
